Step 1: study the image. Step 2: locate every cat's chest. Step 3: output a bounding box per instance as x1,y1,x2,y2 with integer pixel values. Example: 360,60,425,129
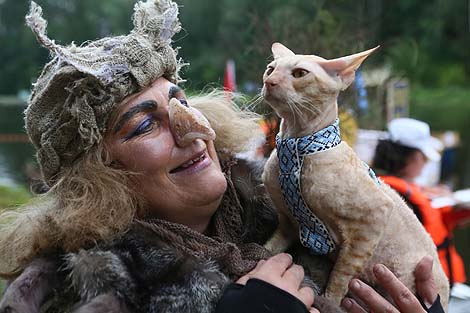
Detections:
286,143,364,218
300,151,343,189
301,142,360,181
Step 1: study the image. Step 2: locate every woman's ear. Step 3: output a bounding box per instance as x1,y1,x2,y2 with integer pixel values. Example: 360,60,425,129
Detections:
319,46,380,90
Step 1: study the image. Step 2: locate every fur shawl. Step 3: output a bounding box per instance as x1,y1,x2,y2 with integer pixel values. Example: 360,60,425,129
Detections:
44,222,233,313
0,159,340,312
1,159,280,313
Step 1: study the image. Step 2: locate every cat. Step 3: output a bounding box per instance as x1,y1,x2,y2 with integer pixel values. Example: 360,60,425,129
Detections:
261,42,450,308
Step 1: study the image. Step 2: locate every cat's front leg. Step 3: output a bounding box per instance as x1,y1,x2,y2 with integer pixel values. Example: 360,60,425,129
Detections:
324,242,366,304
265,210,298,253
263,150,298,253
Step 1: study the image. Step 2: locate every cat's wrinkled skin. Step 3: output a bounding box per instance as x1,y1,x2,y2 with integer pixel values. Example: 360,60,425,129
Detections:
261,42,449,308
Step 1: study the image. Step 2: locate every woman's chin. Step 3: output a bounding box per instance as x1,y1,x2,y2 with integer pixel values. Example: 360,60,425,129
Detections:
198,169,228,203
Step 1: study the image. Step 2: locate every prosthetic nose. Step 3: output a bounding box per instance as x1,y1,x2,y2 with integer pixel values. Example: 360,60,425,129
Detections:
168,98,216,147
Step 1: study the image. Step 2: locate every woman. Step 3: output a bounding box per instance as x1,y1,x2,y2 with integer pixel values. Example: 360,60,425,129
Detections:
0,1,443,312
373,118,470,313
373,118,467,287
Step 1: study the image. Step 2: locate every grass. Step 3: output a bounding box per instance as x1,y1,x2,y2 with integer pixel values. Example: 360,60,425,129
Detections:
0,184,31,211
0,184,30,294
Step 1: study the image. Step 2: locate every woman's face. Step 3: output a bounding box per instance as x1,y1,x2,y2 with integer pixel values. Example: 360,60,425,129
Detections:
106,78,227,232
400,150,427,181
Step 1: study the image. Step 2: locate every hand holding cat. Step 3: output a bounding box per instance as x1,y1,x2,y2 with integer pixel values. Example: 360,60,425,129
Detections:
237,253,319,313
341,256,441,313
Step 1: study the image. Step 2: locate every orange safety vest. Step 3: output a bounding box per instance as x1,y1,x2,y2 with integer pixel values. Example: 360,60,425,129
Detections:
380,175,467,285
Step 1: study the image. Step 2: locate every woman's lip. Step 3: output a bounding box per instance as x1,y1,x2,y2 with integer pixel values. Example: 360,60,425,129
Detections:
170,151,211,175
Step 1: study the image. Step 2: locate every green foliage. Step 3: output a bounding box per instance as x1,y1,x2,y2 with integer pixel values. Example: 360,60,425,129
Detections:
1,0,468,94
0,0,134,94
379,0,469,87
410,86,470,188
410,86,470,131
436,64,467,86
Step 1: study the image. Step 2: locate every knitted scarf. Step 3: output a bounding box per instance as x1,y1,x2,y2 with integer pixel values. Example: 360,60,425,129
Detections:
135,168,272,279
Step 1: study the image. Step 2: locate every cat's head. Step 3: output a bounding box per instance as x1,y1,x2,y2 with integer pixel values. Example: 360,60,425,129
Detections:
262,43,379,120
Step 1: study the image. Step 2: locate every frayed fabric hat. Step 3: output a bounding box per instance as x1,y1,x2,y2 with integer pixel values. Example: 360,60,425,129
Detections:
25,0,184,186
388,118,443,162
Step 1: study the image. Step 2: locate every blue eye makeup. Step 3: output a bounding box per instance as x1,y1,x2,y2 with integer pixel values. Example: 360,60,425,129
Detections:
122,114,156,142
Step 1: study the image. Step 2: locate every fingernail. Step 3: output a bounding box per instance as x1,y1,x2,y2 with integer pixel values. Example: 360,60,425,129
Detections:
283,253,293,261
341,298,353,309
351,279,361,290
374,264,386,275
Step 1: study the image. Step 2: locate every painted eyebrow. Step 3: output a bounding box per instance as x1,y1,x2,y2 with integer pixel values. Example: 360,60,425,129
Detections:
168,85,182,101
113,100,157,134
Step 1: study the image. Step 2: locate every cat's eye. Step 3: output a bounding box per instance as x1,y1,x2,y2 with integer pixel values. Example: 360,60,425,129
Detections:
266,66,274,75
292,69,309,78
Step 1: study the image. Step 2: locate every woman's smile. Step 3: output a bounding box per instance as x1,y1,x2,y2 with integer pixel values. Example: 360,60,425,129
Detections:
170,149,211,175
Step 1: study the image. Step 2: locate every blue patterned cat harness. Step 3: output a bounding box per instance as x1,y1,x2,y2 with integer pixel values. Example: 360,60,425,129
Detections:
276,119,340,255
276,119,381,255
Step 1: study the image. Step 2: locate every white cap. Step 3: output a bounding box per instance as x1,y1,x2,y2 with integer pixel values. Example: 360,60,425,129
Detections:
388,118,443,162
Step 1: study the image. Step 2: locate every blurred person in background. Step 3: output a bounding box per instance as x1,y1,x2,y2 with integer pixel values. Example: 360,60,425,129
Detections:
373,117,470,312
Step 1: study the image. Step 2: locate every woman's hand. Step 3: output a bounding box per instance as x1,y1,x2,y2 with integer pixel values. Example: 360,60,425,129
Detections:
237,253,318,313
341,256,440,313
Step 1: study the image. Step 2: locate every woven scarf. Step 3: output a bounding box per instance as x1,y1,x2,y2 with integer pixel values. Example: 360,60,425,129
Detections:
276,119,341,255
135,167,272,279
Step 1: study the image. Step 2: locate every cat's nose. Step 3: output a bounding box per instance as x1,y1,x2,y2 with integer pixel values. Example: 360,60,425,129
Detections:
264,78,278,88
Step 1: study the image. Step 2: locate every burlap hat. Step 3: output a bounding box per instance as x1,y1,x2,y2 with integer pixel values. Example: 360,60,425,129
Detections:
25,0,184,186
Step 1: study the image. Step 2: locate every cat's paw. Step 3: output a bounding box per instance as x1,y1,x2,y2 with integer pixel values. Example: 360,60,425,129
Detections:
264,238,286,254
264,232,293,254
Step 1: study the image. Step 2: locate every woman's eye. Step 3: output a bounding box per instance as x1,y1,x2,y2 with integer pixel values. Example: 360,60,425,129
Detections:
292,69,308,78
123,115,156,142
266,66,274,75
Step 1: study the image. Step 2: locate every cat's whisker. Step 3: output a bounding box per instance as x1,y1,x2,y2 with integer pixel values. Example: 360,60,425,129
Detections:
299,101,322,124
293,106,305,123
298,99,322,119
293,100,308,124
288,96,313,124
286,98,299,127
245,94,264,112
294,102,308,123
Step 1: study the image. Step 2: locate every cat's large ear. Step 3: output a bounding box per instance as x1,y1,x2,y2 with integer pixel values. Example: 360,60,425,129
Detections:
320,46,380,90
272,42,295,59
